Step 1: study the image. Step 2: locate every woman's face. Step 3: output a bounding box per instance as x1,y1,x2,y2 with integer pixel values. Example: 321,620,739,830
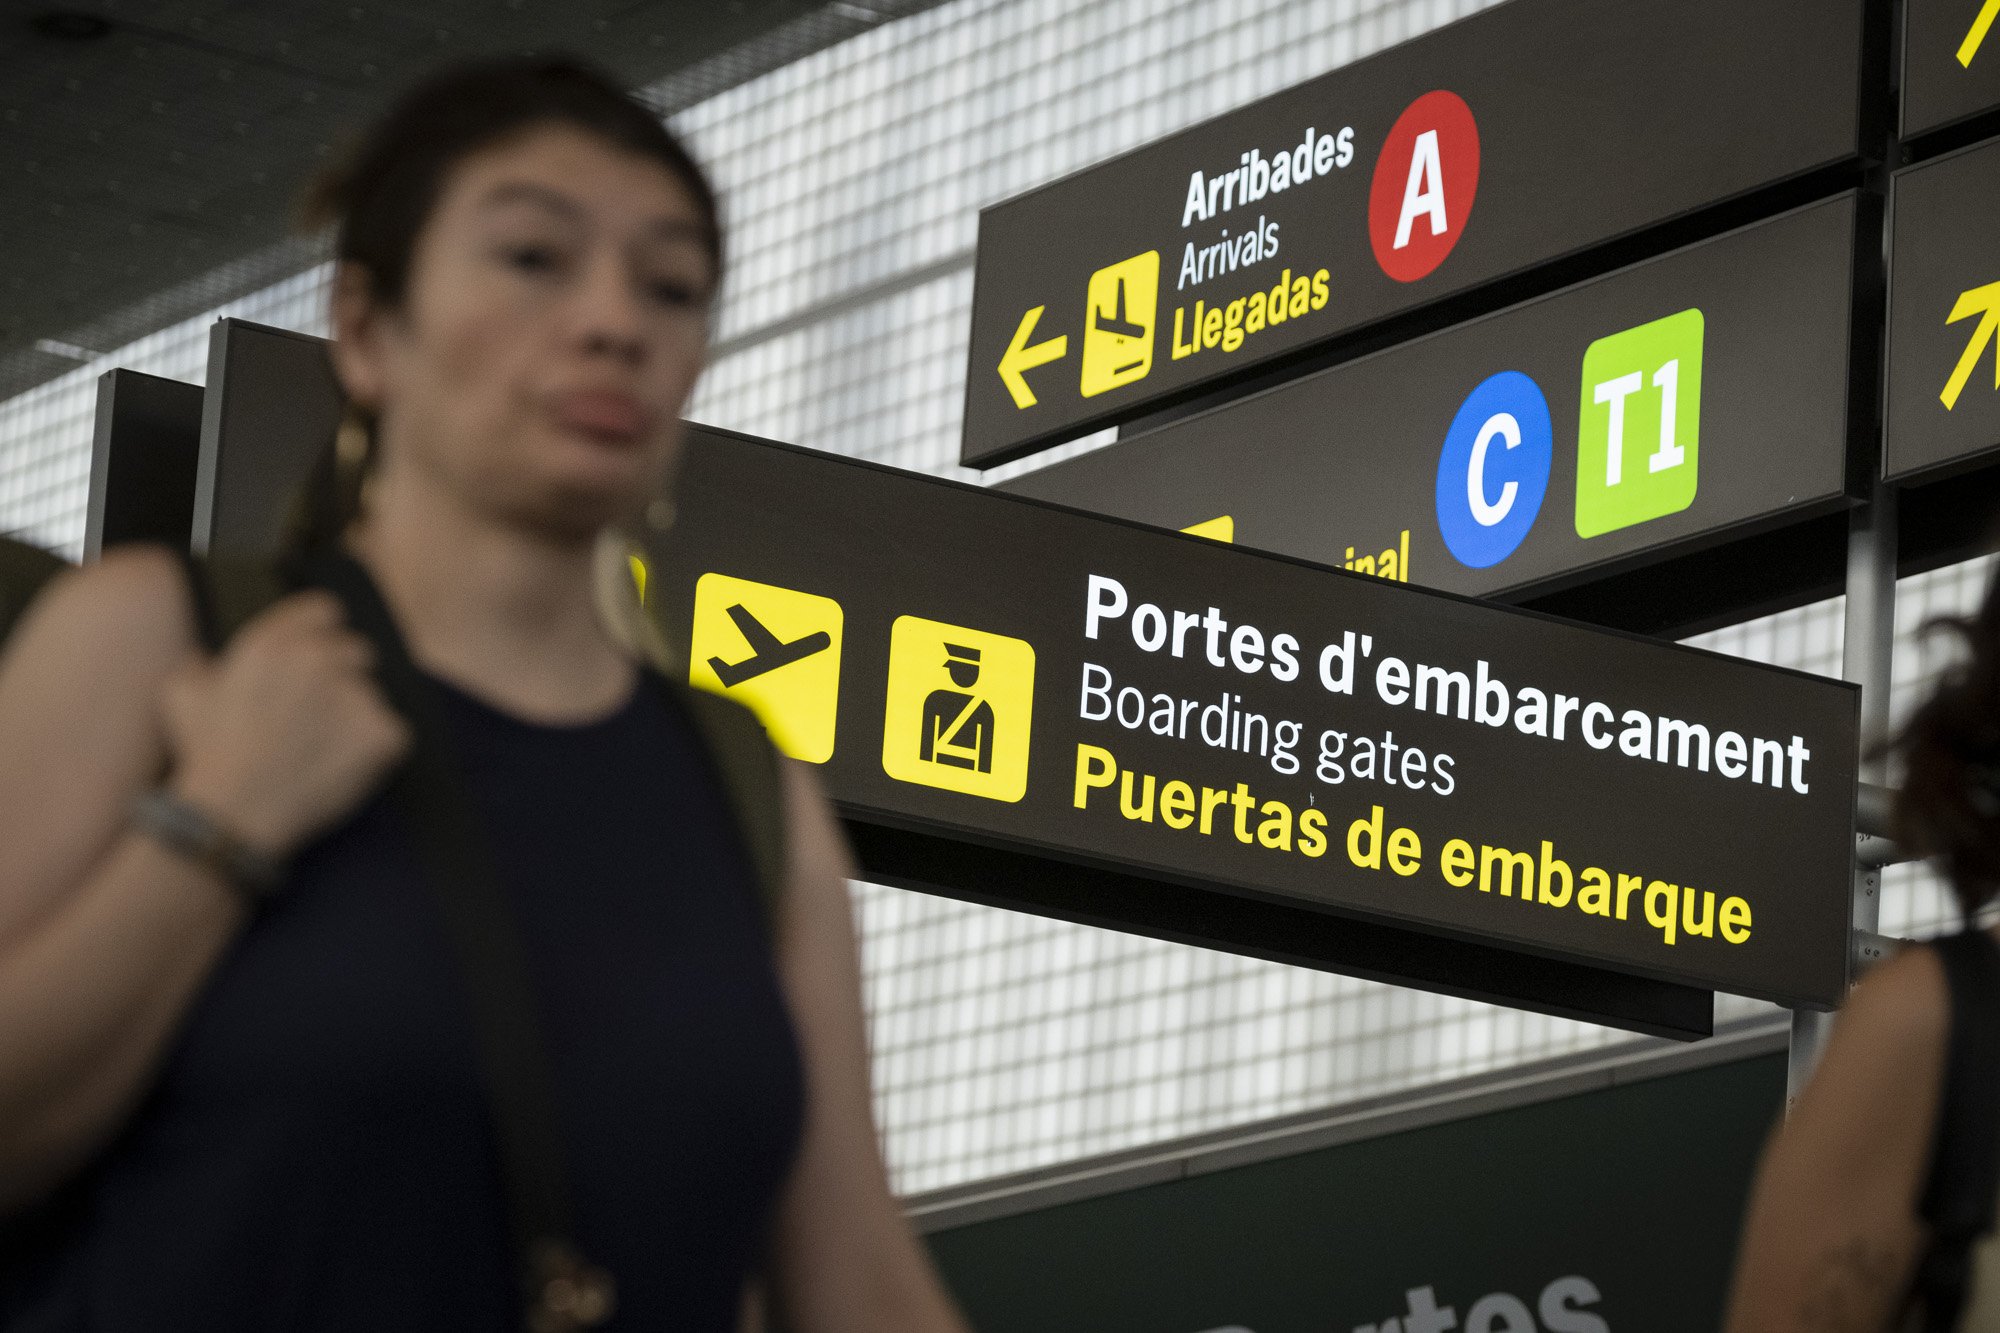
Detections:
333,122,716,540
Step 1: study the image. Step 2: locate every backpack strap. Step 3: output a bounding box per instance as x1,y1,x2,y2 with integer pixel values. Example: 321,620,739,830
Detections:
0,537,69,646
296,548,611,1331
162,547,782,1326
662,680,789,933
167,546,285,657
171,545,791,929
1913,929,2000,1332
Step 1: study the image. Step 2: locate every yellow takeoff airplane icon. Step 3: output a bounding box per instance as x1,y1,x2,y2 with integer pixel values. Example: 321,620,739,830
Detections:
690,573,844,763
706,604,833,687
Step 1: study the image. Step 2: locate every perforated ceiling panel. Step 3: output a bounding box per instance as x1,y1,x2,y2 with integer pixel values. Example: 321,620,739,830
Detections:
0,0,943,400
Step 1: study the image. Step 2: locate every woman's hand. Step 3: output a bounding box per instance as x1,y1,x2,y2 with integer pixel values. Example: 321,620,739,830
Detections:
160,590,410,857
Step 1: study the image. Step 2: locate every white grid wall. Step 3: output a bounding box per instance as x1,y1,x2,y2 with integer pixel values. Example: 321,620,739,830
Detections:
0,0,1973,1196
0,266,330,557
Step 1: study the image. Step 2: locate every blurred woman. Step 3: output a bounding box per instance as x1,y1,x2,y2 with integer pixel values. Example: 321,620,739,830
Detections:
1726,572,2000,1331
0,58,969,1331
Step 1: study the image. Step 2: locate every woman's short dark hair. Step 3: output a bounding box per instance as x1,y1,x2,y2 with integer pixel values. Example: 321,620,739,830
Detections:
1895,566,2000,917
301,56,723,304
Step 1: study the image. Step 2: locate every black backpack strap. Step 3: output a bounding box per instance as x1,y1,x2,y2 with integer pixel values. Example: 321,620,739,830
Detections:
665,680,789,932
1913,929,2000,1332
299,549,611,1332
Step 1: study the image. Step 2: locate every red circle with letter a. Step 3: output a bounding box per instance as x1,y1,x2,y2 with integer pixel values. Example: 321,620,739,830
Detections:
1368,90,1480,283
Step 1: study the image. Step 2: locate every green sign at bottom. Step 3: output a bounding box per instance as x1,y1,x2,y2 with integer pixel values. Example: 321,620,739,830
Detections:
923,1050,1781,1333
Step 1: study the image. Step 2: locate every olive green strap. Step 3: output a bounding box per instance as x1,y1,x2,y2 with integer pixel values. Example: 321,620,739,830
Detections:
165,547,290,657
0,536,68,645
666,681,789,932
199,555,287,648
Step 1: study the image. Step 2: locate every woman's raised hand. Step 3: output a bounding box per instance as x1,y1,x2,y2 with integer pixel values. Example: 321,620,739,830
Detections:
159,590,410,857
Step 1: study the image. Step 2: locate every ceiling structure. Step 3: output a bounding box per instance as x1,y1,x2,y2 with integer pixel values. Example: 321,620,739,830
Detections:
0,0,941,401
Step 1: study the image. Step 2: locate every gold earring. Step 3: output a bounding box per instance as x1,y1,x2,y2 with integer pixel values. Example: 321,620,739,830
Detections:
333,404,377,524
335,404,371,470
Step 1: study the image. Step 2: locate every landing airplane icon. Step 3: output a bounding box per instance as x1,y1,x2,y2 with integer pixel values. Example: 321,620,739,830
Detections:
708,603,834,688
1092,277,1149,374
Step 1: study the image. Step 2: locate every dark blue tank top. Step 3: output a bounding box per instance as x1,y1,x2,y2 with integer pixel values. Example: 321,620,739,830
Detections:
71,671,805,1328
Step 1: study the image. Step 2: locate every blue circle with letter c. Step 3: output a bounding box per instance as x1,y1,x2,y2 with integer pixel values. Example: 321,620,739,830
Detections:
1434,370,1552,569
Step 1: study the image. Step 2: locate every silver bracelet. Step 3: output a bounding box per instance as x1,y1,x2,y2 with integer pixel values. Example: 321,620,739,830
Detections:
130,788,287,903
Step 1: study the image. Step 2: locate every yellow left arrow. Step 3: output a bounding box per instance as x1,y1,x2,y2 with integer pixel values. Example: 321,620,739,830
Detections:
998,305,1068,409
1943,280,2000,412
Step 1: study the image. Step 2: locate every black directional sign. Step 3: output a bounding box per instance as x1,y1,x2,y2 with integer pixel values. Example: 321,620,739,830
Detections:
1886,136,2000,480
1905,0,2000,138
193,319,346,557
651,427,1858,1021
100,322,1859,1031
998,196,1861,603
86,369,204,559
961,0,1867,466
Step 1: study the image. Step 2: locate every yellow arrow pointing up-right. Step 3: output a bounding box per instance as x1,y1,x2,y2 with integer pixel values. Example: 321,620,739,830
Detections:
998,306,1068,409
1961,0,2000,66
1943,280,2000,411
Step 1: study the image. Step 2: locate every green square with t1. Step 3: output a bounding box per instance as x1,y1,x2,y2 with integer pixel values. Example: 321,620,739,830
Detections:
1574,308,1703,537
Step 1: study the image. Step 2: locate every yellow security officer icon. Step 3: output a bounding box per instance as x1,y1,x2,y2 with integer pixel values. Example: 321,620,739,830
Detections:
1080,250,1159,398
690,573,843,763
882,616,1035,802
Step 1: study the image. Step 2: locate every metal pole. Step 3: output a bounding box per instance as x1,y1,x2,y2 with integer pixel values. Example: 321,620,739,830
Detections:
1789,482,1897,1109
